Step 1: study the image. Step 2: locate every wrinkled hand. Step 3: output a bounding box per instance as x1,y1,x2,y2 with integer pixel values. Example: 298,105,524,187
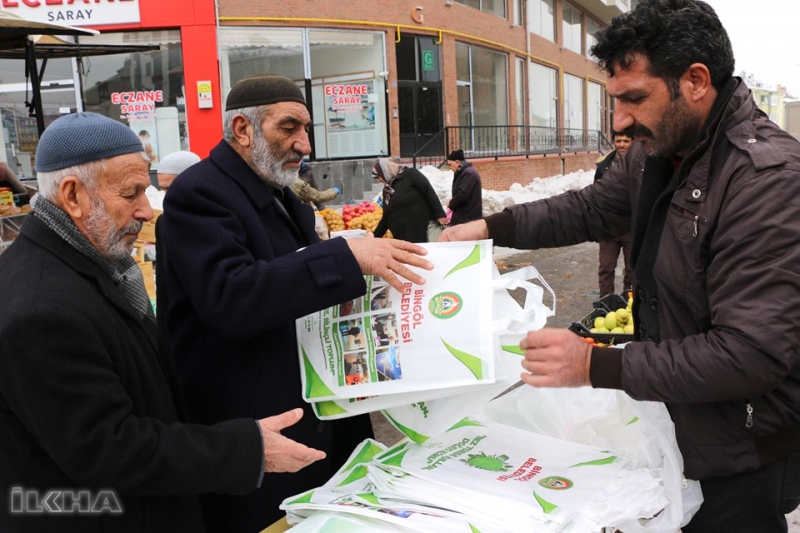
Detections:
258,408,326,473
438,219,488,242
347,234,432,292
519,328,592,388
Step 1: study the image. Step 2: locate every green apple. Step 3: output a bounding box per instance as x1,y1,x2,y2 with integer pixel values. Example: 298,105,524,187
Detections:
604,311,617,330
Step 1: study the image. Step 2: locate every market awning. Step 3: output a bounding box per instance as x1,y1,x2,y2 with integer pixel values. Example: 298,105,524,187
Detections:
0,34,161,60
1,11,100,135
0,10,97,39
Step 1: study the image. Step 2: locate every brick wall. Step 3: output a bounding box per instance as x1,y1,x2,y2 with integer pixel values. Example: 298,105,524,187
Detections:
218,0,612,159
472,153,600,190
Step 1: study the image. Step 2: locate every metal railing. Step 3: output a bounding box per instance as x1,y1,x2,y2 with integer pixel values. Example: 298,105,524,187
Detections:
412,125,613,169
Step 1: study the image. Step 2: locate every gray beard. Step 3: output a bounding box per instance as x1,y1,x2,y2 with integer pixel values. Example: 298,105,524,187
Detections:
251,129,300,189
85,195,142,260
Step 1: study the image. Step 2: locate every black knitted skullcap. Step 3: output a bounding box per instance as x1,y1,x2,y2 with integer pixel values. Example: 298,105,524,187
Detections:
447,149,465,161
225,75,306,111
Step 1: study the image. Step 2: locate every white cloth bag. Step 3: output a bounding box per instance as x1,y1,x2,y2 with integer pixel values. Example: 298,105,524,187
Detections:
298,241,496,402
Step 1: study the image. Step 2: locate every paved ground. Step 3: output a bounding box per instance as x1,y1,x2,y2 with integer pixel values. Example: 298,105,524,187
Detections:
368,242,800,531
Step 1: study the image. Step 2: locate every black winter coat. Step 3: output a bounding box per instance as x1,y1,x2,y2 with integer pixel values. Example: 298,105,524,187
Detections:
0,216,262,533
159,141,372,532
490,79,800,480
373,167,445,242
449,162,483,226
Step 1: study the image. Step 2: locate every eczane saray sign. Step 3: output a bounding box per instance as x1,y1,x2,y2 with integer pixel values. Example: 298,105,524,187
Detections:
0,0,141,27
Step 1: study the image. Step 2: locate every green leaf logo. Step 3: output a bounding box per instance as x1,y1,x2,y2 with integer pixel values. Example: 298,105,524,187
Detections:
444,244,482,279
343,440,386,472
501,344,525,356
447,417,485,432
534,491,559,514
570,456,617,468
442,338,483,379
313,401,348,418
286,490,314,505
382,411,430,444
337,465,369,487
302,346,337,399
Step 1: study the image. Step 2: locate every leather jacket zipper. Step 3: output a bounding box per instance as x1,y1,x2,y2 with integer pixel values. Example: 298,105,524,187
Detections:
693,216,699,238
746,401,754,428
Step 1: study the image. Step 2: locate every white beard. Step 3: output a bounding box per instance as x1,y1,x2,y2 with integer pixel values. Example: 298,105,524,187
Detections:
85,195,142,260
251,128,300,189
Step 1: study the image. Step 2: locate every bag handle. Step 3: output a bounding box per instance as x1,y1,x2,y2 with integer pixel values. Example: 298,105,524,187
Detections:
492,266,556,335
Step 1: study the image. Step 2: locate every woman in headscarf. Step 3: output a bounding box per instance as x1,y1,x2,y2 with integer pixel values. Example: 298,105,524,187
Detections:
372,158,446,243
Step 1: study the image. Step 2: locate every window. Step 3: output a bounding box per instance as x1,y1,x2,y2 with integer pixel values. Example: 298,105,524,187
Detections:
530,0,555,41
564,73,584,131
529,62,558,128
513,0,524,26
770,95,778,106
761,94,768,104
219,28,304,102
80,30,188,170
515,58,525,126
0,56,76,178
455,0,506,18
455,43,509,152
586,19,601,60
219,28,388,160
587,81,604,148
562,2,583,55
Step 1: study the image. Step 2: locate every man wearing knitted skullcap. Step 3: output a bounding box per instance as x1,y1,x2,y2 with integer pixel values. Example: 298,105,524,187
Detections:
0,112,328,533
445,148,483,226
158,75,432,532
158,150,201,191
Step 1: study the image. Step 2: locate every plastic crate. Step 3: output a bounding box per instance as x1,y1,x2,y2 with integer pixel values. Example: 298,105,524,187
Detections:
593,293,631,313
569,307,634,346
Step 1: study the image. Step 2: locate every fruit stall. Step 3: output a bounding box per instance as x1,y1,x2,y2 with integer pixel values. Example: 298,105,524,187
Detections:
316,201,387,236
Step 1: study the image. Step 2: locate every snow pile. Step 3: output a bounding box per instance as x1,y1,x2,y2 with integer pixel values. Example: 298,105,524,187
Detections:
417,165,595,217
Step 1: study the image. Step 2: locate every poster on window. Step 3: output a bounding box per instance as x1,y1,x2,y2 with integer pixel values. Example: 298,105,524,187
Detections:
324,81,376,132
297,241,495,402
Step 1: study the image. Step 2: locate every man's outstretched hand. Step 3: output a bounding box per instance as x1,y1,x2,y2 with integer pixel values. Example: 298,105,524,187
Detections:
258,409,326,473
347,234,433,292
438,219,489,242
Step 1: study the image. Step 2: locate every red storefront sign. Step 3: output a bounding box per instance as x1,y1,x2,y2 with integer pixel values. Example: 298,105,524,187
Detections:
111,90,164,115
0,0,141,26
325,84,369,106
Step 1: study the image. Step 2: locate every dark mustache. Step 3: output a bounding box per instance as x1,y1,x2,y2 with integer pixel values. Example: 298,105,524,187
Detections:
634,124,654,139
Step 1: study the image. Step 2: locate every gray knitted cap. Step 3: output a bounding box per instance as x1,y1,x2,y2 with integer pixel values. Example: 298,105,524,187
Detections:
225,75,306,111
36,112,144,172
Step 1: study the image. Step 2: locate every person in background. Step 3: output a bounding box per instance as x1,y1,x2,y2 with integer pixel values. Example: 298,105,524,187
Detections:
157,151,201,192
440,1,800,531
593,128,634,296
0,113,326,533
158,75,432,532
290,160,340,209
138,130,158,164
372,158,446,243
0,161,27,195
445,149,483,226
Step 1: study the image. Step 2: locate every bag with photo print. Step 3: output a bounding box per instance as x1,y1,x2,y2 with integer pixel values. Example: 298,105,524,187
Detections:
426,220,447,243
297,241,497,403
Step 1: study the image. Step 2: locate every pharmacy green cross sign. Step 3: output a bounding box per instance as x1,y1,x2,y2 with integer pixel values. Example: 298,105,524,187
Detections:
422,50,435,71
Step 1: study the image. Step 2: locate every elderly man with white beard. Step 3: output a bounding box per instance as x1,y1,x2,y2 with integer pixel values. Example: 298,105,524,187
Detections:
0,112,336,533
157,75,433,533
